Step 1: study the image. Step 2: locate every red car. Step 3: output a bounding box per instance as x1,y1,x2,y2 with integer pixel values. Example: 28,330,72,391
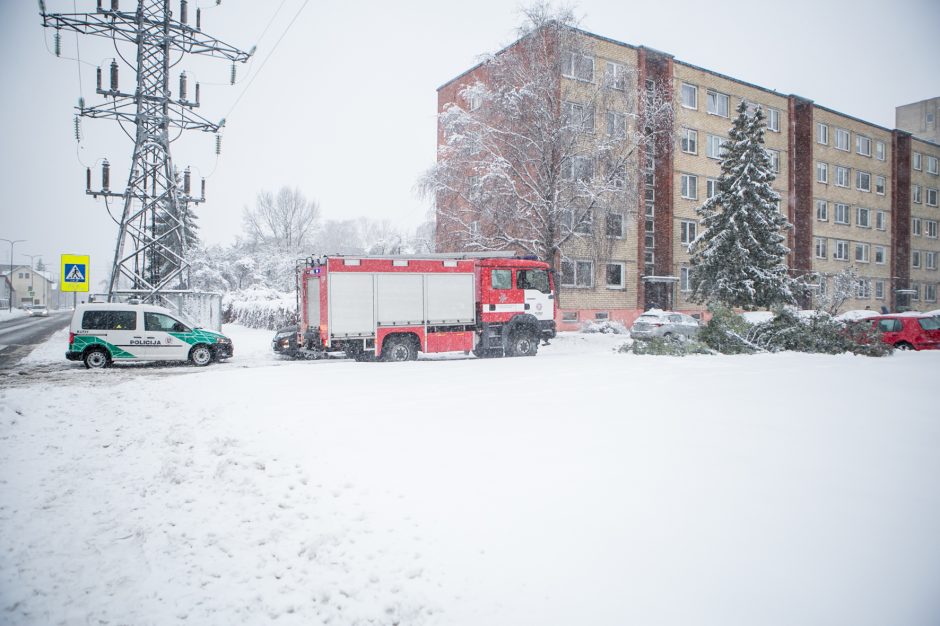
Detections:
866,314,940,351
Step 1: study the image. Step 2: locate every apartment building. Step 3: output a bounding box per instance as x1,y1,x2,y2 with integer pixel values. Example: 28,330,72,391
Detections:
435,26,940,326
897,97,940,144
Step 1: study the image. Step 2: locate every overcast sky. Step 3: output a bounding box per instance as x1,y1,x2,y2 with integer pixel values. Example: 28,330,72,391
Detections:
1,0,938,288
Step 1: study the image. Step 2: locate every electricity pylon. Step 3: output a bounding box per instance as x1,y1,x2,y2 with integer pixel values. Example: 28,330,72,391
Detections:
40,0,252,304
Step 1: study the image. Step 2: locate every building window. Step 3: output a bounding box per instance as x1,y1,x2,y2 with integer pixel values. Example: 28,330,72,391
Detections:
561,311,579,323
855,279,871,299
875,141,886,161
817,122,829,145
913,184,922,204
875,175,885,195
573,209,593,234
681,174,698,199
856,135,872,156
834,203,850,224
606,111,627,138
928,156,939,175
562,51,594,82
875,280,885,300
856,170,871,192
706,178,718,199
911,284,921,301
874,245,886,264
680,220,697,246
467,91,482,111
605,61,626,90
767,149,780,173
814,237,827,259
563,101,595,133
706,90,730,117
767,108,780,132
706,134,724,159
913,152,923,171
816,162,828,183
927,220,939,239
834,240,849,260
926,284,937,302
563,156,594,182
681,128,698,154
926,251,938,270
560,259,594,287
875,210,886,231
855,242,870,263
680,83,697,109
927,188,939,207
856,207,871,228
835,166,850,187
680,266,691,292
606,262,625,289
816,199,828,221
912,250,921,269
834,128,850,151
607,212,624,238
913,217,922,236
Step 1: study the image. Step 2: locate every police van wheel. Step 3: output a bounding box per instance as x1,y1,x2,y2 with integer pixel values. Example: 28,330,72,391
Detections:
190,344,213,367
84,348,109,369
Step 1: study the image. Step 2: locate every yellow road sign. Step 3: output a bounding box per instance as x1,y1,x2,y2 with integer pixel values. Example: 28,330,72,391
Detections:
61,254,90,292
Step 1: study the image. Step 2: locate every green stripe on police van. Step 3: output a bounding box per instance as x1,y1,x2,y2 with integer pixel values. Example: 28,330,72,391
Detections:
71,335,136,359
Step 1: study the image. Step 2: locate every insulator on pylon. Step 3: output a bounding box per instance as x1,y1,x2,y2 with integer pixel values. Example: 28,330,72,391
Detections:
180,0,188,24
86,167,92,191
102,160,110,191
111,0,119,12
183,167,192,195
78,96,85,110
96,66,102,91
215,135,221,155
96,0,102,11
195,82,201,105
201,178,206,199
230,63,236,85
196,8,201,30
179,72,188,101
74,117,81,142
110,60,118,92
54,31,61,57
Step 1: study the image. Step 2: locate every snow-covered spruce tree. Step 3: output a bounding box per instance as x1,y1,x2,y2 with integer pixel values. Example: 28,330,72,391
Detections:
419,3,672,303
688,102,795,310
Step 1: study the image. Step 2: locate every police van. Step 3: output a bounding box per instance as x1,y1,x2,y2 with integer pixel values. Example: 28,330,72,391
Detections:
66,303,233,369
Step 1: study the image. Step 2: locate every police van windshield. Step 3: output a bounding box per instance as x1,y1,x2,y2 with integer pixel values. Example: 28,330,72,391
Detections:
516,269,551,294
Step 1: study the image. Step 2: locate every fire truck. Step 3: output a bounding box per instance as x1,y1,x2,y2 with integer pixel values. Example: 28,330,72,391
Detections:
273,253,556,361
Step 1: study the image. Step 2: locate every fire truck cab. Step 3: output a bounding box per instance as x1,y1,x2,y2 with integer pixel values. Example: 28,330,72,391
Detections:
274,253,556,361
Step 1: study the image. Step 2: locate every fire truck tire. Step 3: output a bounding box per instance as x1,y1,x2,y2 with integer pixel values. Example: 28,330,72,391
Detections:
508,331,539,357
382,335,417,362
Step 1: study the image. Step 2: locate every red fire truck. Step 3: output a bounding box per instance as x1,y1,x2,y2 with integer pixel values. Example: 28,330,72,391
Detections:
272,253,556,361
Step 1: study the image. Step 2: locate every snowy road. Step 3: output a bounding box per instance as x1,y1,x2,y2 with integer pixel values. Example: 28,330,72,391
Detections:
1,327,939,625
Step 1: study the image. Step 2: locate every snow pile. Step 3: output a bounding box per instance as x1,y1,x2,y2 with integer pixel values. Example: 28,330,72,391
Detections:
580,319,629,334
0,309,28,323
223,287,296,330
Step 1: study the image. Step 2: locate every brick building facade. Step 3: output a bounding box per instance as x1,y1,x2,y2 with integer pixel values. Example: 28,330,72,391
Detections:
435,27,940,327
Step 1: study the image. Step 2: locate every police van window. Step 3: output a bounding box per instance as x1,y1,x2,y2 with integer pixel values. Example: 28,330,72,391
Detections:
491,269,512,290
82,310,137,330
516,269,550,294
145,312,188,332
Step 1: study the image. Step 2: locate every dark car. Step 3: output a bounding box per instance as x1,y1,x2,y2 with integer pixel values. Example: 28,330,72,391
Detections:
865,314,940,351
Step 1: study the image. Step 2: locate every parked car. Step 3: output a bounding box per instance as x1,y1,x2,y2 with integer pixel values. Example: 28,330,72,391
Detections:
26,305,49,317
630,310,701,341
66,302,233,368
862,314,940,351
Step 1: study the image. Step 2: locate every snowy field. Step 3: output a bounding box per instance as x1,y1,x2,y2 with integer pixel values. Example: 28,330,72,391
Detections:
1,326,939,626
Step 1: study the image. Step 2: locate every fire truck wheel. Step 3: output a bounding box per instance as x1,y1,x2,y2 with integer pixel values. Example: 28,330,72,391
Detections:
508,331,539,357
382,336,417,362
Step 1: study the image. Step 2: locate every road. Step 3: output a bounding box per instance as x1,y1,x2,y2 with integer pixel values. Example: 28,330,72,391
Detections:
0,311,71,369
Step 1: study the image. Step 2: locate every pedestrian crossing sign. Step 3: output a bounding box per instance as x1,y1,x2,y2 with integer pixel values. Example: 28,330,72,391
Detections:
61,254,90,292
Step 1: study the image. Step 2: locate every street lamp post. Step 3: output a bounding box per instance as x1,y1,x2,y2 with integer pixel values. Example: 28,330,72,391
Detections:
0,238,26,311
21,254,43,306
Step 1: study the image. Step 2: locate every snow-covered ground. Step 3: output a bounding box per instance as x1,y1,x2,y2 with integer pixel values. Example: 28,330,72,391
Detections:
1,327,939,625
0,309,28,323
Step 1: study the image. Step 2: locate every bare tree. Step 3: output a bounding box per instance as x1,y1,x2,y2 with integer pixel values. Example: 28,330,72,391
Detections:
420,3,673,283
242,187,320,250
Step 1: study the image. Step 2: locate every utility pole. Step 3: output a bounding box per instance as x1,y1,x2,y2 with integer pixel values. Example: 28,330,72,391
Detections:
40,0,252,308
0,238,26,311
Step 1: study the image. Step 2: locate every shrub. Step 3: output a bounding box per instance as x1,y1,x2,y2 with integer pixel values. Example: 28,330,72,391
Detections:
698,304,757,354
629,336,713,356
222,287,296,330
